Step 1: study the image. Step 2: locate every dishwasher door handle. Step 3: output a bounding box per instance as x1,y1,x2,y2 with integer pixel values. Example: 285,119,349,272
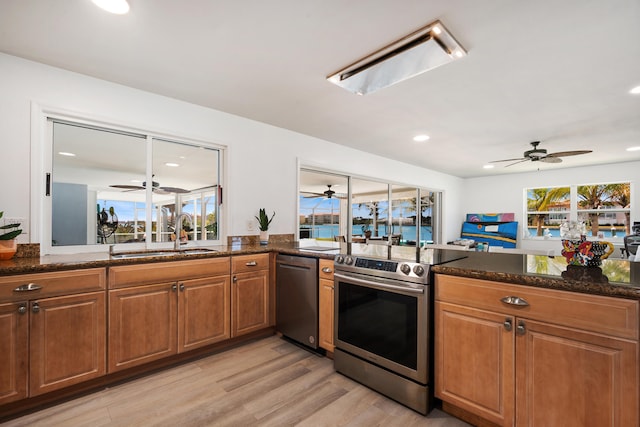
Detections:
277,263,312,272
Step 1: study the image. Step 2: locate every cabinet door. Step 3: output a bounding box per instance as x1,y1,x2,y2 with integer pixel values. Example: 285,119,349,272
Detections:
29,292,106,396
108,283,177,372
318,278,334,352
231,270,269,337
178,276,230,353
0,301,28,404
435,301,515,426
516,319,638,427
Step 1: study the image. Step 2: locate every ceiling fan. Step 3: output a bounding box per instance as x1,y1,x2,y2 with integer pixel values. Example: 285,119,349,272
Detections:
302,185,346,199
490,141,592,167
110,176,189,194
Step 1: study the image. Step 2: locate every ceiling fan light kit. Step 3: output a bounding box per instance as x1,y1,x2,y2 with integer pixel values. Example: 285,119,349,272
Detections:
326,20,466,95
490,141,592,168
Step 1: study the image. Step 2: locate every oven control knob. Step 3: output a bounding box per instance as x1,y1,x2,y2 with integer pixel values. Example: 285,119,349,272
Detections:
413,265,425,276
335,255,344,264
400,263,411,275
344,256,354,265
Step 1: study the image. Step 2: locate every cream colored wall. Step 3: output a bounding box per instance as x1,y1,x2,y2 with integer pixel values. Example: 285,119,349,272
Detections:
0,52,464,248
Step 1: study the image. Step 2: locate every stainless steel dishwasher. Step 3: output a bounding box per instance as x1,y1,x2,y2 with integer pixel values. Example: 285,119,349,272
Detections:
276,254,319,349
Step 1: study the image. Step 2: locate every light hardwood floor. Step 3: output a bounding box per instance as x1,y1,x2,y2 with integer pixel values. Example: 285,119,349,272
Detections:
3,336,470,427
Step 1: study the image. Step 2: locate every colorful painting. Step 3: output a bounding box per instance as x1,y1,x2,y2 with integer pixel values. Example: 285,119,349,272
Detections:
461,221,518,248
466,213,515,223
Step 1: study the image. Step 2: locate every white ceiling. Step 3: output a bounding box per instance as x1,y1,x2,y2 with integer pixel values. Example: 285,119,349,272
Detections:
1,0,639,178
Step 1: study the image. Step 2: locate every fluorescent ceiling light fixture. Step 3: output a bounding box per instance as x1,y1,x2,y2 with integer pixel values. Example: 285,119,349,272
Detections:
483,164,495,169
165,162,180,167
327,20,466,95
58,151,76,157
413,134,430,142
626,146,640,152
92,0,130,15
630,86,640,94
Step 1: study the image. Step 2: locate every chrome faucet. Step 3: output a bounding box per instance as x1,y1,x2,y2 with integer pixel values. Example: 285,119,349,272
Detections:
174,213,193,250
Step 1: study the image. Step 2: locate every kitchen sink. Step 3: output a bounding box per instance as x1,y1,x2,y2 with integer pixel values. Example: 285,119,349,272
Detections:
110,248,217,259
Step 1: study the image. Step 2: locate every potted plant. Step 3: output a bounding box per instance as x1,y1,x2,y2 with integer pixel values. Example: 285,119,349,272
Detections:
0,211,23,260
255,208,275,245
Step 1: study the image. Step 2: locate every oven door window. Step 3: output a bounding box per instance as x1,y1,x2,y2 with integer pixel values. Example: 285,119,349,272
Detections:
337,282,418,369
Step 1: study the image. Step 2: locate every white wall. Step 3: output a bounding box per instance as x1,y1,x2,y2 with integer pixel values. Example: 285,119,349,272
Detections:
0,53,465,248
460,162,640,254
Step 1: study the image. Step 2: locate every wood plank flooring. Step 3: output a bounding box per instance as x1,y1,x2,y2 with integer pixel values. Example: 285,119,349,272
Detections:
2,336,471,427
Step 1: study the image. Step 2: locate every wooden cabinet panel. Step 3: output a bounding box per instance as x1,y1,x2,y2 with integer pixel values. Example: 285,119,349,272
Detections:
0,301,28,405
231,253,270,274
516,319,638,427
0,268,105,302
178,276,230,352
29,292,106,396
109,258,230,289
435,301,515,426
108,284,177,372
318,278,334,352
231,270,269,337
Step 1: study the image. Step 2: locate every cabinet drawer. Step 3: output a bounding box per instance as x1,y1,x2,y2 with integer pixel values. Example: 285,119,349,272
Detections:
109,257,230,289
231,253,269,273
319,259,335,280
435,274,639,340
0,268,106,302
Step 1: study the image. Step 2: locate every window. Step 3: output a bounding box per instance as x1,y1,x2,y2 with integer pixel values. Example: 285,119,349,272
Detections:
299,168,441,245
526,182,631,239
45,118,222,253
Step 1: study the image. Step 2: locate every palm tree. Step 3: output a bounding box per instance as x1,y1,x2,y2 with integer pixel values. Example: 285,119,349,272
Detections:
577,184,618,236
609,183,631,234
527,187,570,236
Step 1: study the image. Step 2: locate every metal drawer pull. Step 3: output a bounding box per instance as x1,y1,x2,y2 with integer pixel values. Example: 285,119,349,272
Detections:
14,283,43,292
321,267,333,273
500,296,529,307
503,318,512,332
245,261,258,266
516,321,526,336
32,302,40,313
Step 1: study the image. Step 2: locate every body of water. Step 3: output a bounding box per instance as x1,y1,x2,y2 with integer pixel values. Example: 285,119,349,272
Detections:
301,224,433,241
527,227,627,238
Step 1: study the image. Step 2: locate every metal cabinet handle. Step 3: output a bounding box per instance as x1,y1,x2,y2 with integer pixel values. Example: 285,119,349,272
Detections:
14,283,43,292
321,267,333,274
501,296,529,307
233,276,237,283
503,318,512,332
179,283,185,292
245,261,258,267
516,321,526,336
18,304,28,315
32,302,40,313
172,283,178,292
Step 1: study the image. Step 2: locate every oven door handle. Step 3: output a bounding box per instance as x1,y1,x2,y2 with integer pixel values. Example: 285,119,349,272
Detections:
334,273,424,294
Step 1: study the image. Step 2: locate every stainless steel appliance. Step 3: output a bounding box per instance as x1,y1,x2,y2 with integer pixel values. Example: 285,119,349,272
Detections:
276,254,319,349
333,251,465,414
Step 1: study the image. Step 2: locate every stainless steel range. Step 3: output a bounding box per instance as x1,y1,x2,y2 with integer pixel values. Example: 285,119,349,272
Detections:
333,250,465,415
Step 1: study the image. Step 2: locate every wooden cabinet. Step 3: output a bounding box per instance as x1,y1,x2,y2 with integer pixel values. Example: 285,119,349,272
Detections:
318,259,335,352
231,254,270,337
0,269,106,403
435,274,639,427
108,258,230,372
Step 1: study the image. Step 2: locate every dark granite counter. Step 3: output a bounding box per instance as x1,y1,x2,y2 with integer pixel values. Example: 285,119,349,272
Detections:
432,251,640,300
0,242,339,276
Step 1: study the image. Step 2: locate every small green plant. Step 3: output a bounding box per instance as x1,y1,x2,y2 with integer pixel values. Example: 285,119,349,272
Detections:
255,208,275,232
0,211,23,240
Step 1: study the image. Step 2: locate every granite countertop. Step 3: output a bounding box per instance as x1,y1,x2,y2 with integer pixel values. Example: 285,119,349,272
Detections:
0,242,338,276
432,251,640,300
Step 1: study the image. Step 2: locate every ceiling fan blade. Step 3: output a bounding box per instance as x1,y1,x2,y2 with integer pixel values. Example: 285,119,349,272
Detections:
504,159,530,167
158,186,190,194
110,184,145,190
539,156,562,163
545,150,592,158
489,157,526,163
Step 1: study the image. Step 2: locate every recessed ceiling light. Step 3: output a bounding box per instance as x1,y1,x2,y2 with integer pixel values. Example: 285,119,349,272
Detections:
413,134,430,142
483,164,495,169
165,162,180,167
630,86,640,94
91,0,130,15
58,152,76,157
626,146,640,152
